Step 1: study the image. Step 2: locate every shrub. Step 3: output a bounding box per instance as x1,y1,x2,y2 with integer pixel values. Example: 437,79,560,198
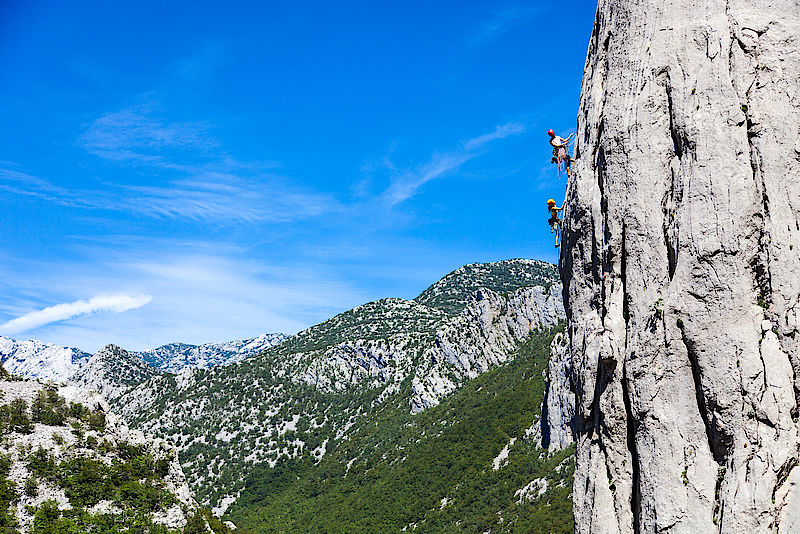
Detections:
58,458,112,507
86,411,105,432
183,514,207,534
8,399,33,434
31,391,68,427
26,448,56,481
24,477,38,497
68,403,88,420
0,454,19,531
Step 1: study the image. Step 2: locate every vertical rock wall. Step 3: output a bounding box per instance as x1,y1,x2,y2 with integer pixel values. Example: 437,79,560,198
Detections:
542,332,576,452
561,0,800,532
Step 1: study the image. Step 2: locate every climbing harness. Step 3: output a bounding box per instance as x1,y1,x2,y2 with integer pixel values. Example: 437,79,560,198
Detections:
548,130,575,179
556,138,574,178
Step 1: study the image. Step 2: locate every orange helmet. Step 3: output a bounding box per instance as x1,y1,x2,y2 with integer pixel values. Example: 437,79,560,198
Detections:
547,129,555,136
547,199,556,206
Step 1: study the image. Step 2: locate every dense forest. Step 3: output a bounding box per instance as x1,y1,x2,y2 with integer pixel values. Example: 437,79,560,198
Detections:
228,326,574,533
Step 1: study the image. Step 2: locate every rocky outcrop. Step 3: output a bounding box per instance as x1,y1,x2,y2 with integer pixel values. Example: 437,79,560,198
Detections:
414,259,559,314
411,284,565,412
561,0,800,532
300,284,564,413
541,332,574,452
135,333,287,373
0,379,200,532
71,344,162,401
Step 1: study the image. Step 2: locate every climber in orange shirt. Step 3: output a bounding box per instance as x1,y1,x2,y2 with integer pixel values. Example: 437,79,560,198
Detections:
547,199,563,248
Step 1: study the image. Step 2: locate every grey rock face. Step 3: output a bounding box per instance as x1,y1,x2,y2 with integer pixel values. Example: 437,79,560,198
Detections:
541,332,574,452
411,283,565,413
300,284,564,414
561,1,800,532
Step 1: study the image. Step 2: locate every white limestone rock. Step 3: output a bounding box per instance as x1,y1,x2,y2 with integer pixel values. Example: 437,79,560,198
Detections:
541,332,575,452
136,333,287,373
70,344,162,401
411,284,565,413
0,336,89,381
515,478,549,503
561,0,800,532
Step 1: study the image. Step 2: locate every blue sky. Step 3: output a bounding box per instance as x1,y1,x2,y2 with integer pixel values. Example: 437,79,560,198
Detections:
0,0,597,352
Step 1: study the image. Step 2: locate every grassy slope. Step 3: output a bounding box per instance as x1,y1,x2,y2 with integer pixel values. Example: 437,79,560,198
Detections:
227,326,573,534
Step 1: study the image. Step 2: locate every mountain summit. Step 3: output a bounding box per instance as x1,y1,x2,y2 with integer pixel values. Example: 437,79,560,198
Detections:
0,337,90,382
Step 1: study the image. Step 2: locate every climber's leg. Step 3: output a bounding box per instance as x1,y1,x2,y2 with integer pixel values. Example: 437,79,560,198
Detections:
554,221,562,248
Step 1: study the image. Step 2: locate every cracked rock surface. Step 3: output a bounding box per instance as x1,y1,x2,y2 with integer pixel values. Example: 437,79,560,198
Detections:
542,332,575,452
560,0,800,532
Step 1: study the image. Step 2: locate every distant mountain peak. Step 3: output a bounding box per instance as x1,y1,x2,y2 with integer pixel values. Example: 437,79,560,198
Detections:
0,336,90,381
414,258,559,315
71,343,162,400
134,333,287,373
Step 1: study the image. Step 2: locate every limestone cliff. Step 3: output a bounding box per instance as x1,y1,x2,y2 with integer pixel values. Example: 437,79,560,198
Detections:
542,332,575,452
561,0,800,532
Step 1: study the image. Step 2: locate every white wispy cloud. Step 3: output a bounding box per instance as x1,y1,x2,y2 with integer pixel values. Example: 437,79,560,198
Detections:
80,101,215,167
0,294,153,335
0,167,94,208
384,152,474,206
0,167,334,224
0,247,370,352
469,6,539,47
462,122,526,151
117,174,335,222
383,121,526,206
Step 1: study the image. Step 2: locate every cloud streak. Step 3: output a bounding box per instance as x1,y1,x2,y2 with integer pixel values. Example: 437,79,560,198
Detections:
383,121,525,206
116,174,335,222
0,166,335,224
462,122,526,151
469,6,539,47
80,102,215,168
0,294,153,335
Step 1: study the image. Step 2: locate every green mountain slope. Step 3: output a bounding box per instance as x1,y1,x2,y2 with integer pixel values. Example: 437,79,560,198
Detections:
112,259,564,513
227,326,573,534
415,259,558,315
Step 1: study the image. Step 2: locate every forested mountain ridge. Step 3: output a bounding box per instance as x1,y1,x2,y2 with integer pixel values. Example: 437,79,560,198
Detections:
415,259,558,315
110,259,567,513
229,326,574,533
70,344,163,401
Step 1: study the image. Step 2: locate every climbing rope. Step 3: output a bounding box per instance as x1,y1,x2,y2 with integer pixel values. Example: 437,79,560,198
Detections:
555,134,575,178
